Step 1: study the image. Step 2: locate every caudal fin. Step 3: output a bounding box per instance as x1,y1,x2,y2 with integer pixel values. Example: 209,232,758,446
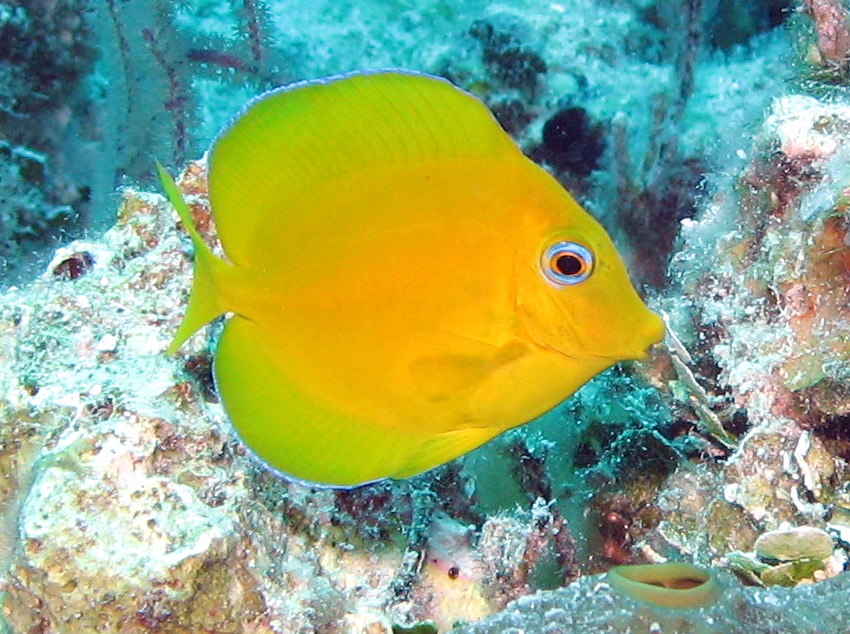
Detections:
156,162,231,354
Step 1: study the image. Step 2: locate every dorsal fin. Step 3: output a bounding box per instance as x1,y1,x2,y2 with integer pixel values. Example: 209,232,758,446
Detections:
156,162,232,354
208,71,518,266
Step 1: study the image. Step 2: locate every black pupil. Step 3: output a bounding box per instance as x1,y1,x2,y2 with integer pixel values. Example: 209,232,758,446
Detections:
555,253,583,276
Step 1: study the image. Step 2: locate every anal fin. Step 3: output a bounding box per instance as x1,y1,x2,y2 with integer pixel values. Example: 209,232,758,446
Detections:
392,426,498,479
215,316,417,487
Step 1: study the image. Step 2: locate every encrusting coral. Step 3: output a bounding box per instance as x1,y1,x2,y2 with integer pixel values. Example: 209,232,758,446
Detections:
451,567,850,633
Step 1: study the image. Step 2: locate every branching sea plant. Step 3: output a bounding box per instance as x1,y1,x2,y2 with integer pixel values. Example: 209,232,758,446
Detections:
609,0,707,289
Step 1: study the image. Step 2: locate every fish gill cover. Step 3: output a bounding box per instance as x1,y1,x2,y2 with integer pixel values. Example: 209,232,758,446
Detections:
4,1,850,633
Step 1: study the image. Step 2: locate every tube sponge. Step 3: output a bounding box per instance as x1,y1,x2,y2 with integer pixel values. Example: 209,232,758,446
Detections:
605,562,721,609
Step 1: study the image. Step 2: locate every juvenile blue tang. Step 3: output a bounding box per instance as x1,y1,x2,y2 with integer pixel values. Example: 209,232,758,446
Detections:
160,70,664,487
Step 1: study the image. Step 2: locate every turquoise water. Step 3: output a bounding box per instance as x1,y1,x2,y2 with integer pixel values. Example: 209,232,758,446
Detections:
2,0,790,285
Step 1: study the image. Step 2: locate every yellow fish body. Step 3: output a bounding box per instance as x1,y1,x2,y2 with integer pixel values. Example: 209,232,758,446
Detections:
160,71,664,487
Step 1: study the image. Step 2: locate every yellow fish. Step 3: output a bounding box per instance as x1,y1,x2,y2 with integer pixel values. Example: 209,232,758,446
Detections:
159,71,664,488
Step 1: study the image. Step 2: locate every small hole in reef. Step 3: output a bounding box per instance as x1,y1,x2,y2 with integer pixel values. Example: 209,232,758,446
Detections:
726,410,750,437
644,577,705,590
667,577,706,590
52,251,95,280
555,254,583,276
573,442,597,468
183,354,217,403
641,576,707,590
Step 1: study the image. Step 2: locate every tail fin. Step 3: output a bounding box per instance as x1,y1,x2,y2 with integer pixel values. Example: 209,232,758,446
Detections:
156,162,230,354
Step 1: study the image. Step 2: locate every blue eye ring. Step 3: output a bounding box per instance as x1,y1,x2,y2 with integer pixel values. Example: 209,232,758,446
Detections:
541,242,594,286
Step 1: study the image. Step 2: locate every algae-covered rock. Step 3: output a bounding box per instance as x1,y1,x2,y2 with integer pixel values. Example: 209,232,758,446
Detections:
759,560,825,588
652,92,850,551
726,526,840,589
755,527,835,563
637,462,760,563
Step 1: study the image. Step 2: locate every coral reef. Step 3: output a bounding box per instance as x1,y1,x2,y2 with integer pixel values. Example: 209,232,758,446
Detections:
5,88,850,630
729,525,840,586
3,1,850,632
451,567,850,633
554,92,850,603
660,92,850,536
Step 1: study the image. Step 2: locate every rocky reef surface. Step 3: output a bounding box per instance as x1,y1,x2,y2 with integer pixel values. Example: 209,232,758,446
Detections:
454,569,850,633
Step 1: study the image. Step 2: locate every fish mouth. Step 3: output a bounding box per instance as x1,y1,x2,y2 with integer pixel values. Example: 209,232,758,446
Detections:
617,343,657,361
610,311,666,361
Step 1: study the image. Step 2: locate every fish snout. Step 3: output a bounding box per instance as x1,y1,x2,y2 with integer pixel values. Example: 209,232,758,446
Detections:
620,309,666,361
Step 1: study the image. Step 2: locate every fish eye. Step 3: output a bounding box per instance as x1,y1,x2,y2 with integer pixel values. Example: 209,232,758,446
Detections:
541,242,593,286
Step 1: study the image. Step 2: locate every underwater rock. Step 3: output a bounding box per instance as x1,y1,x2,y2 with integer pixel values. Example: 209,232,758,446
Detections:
579,86,850,615
6,447,265,633
755,526,835,563
659,93,850,536
728,526,842,588
634,462,760,563
450,567,850,633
